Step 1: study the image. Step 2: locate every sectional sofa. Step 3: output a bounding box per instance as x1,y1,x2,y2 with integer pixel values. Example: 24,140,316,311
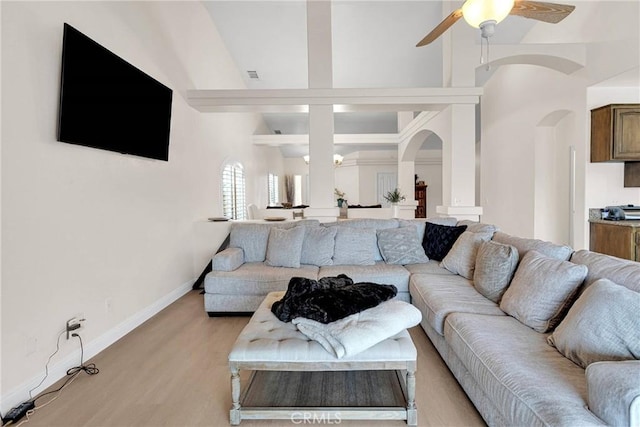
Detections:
203,218,640,427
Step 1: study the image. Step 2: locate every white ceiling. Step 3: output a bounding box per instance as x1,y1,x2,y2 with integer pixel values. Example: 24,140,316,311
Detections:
202,0,639,157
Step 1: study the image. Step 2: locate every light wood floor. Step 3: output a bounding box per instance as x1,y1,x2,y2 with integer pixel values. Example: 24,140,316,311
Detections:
23,291,486,427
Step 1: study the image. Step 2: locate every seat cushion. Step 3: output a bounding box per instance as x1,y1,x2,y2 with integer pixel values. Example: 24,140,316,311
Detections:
318,262,410,294
204,262,319,295
403,260,455,275
409,274,504,335
444,313,605,427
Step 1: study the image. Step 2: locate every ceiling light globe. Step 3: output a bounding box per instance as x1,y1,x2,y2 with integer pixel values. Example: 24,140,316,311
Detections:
462,0,515,28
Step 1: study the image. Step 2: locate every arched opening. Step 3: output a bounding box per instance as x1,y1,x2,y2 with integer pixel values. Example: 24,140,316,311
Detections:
533,109,575,245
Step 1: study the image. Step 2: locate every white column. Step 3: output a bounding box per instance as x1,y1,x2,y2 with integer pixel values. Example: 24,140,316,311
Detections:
438,2,482,221
304,0,339,221
437,105,482,220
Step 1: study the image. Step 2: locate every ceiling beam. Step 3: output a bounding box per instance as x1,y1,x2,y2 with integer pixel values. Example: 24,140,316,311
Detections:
187,87,482,112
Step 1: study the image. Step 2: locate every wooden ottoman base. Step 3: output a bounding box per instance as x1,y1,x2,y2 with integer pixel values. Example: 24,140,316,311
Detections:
228,292,418,426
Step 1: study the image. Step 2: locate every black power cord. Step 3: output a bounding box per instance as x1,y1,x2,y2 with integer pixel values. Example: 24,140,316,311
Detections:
1,333,99,426
32,333,99,404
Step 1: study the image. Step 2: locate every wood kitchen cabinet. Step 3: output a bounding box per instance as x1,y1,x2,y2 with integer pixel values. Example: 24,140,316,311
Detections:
415,184,427,218
589,220,640,262
591,104,640,162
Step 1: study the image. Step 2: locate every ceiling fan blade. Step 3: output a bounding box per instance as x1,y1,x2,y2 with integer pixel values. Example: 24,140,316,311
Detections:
510,1,575,24
416,8,463,47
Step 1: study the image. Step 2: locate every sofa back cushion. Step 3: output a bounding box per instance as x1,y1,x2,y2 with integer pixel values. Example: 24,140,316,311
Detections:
547,279,640,368
301,226,337,266
265,226,306,268
377,226,429,265
500,250,587,333
230,223,272,262
399,217,458,242
473,241,519,303
457,220,498,235
570,249,640,293
332,227,377,265
492,231,573,262
325,218,397,261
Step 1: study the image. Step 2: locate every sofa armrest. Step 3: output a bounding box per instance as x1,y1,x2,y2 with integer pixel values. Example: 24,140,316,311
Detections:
586,360,640,427
212,247,244,271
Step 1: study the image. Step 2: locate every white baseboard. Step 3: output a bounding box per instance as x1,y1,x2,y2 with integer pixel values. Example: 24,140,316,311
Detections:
1,279,194,413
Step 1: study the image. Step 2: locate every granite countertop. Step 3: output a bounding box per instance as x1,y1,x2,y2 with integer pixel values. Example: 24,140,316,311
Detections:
588,208,640,226
589,218,640,227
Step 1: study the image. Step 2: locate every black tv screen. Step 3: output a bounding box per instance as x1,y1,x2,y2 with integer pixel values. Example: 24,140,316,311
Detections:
57,23,173,161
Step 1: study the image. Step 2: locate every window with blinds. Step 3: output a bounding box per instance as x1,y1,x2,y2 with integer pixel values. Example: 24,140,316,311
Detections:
268,173,279,206
222,162,246,220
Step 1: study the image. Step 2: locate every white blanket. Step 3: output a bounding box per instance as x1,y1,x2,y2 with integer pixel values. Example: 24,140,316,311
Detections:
292,300,422,358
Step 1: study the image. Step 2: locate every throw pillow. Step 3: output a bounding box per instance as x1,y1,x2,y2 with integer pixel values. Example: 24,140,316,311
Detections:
230,223,271,262
399,217,457,242
422,223,467,261
265,226,305,268
547,279,640,368
332,227,377,265
473,241,519,303
377,226,429,265
441,231,493,279
500,250,587,333
300,226,337,266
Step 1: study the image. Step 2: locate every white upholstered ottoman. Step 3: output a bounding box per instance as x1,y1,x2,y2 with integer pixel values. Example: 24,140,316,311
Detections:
228,291,418,425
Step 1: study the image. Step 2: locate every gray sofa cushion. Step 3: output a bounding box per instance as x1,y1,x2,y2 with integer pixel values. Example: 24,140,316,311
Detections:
570,249,640,293
500,250,587,333
548,279,640,368
318,262,410,294
230,223,272,262
473,241,519,303
212,247,244,272
300,226,336,266
403,260,455,275
586,361,640,427
409,274,504,335
377,226,429,265
441,231,492,279
444,313,605,427
326,219,398,261
492,231,573,262
456,220,498,235
265,226,305,268
399,217,458,242
332,227,377,265
204,262,319,295
326,218,399,230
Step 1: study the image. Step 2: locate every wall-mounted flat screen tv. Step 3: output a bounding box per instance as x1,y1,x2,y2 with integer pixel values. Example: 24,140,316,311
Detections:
57,23,173,161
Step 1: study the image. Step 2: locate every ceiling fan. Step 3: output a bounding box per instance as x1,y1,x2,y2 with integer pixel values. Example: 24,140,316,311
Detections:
416,0,575,46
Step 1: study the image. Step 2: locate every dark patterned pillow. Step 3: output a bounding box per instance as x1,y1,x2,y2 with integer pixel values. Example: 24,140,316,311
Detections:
422,223,467,261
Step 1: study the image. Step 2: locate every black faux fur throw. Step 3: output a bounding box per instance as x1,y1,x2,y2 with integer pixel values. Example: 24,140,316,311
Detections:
271,274,397,324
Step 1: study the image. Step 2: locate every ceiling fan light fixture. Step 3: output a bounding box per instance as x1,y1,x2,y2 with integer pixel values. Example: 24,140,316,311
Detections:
462,0,515,29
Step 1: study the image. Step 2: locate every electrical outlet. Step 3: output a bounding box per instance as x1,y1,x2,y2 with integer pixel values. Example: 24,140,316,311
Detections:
66,316,85,339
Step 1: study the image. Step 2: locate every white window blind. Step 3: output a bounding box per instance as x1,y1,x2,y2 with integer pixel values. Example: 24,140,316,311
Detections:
222,163,246,220
268,173,279,206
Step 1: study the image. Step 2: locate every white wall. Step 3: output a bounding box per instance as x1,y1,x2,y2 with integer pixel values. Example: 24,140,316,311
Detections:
481,65,585,242
1,1,280,408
